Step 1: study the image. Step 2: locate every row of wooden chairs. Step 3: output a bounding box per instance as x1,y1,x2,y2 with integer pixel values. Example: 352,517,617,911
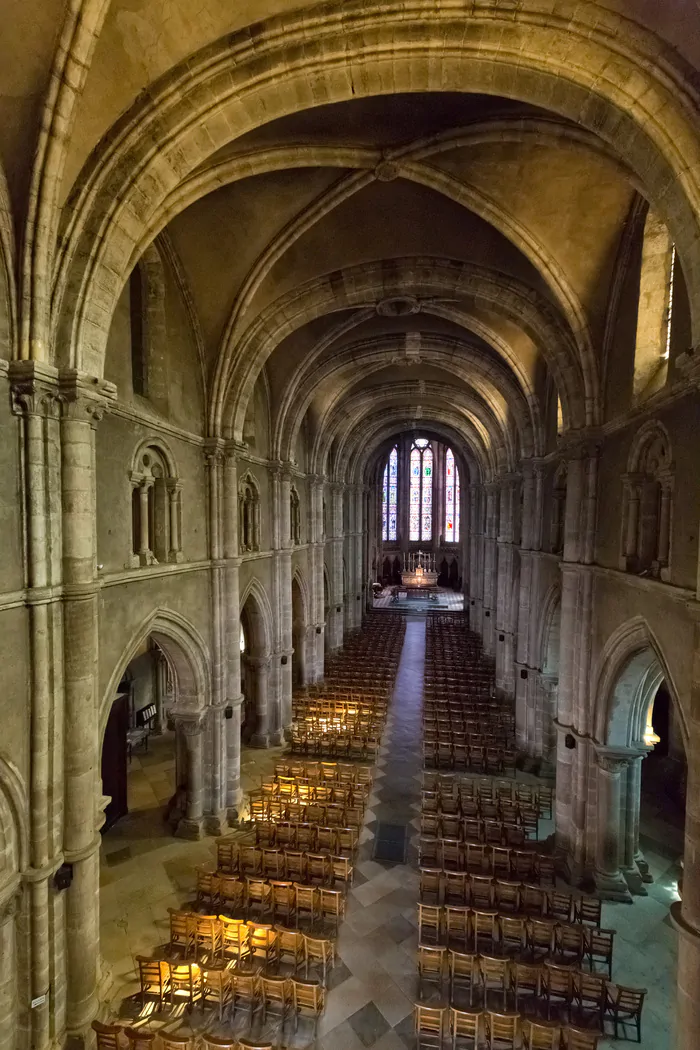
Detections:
247,821,359,853
272,760,373,786
130,959,327,1029
247,795,365,826
257,778,369,805
420,875,601,925
422,781,553,818
195,871,346,919
421,809,539,840
289,730,382,759
414,1003,600,1050
167,913,337,980
420,838,551,871
211,844,354,883
424,743,517,775
418,914,615,976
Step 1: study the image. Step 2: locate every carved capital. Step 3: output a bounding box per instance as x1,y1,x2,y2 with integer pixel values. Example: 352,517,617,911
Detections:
58,370,117,426
9,361,61,418
174,715,204,739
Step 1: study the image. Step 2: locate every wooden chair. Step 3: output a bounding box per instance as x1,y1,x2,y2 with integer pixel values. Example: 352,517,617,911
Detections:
218,874,244,915
319,887,346,927
291,977,325,1036
331,854,353,888
418,945,446,989
480,956,510,1011
217,839,239,874
123,1027,156,1050
469,875,494,909
304,934,335,985
573,896,602,926
261,848,284,879
554,924,585,967
562,1026,601,1050
245,877,272,918
444,870,468,906
585,928,615,979
494,880,520,914
527,918,556,960
415,1004,446,1050
169,962,202,1009
572,970,606,1029
546,892,573,923
510,961,542,1014
269,879,295,924
521,1019,561,1049
337,827,358,855
449,1007,482,1050
472,909,498,953
536,855,556,886
293,884,318,926
201,965,232,1020
521,884,546,916
307,852,331,885
196,869,219,909
420,868,442,904
230,972,260,1022
449,950,479,1006
275,925,306,971
542,961,574,1021
168,909,195,957
193,914,222,960
91,1020,122,1050
160,1035,195,1050
445,906,471,951
136,956,170,1008
317,827,337,853
498,915,526,956
604,983,646,1042
247,921,277,967
199,1035,237,1050
219,914,249,964
261,975,291,1023
485,1010,519,1050
419,903,442,946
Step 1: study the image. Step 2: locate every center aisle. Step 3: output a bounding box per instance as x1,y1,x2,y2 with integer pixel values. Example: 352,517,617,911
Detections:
319,617,425,1050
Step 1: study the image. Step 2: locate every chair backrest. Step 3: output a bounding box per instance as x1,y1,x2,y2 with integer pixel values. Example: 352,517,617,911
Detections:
543,961,574,999
450,950,478,983
575,896,602,925
511,961,542,995
523,1019,561,1049
486,1011,519,1048
563,1026,600,1050
415,1004,445,1038
611,984,646,1015
419,945,446,975
450,1008,482,1039
480,955,509,986
160,1036,193,1050
91,1020,123,1050
292,977,324,1012
136,956,169,996
262,975,290,1001
123,1027,156,1049
199,1035,237,1050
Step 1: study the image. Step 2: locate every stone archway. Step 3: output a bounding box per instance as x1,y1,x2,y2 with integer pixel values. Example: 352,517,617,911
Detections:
0,758,28,1050
240,581,278,747
592,618,686,899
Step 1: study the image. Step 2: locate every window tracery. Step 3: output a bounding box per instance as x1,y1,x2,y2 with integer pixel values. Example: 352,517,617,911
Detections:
620,422,673,580
382,446,398,542
444,447,460,543
129,445,182,567
410,438,433,542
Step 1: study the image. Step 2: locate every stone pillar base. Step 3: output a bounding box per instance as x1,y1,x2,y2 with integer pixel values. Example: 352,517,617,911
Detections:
622,867,648,896
268,729,285,747
175,816,204,840
249,733,270,749
204,811,229,836
594,869,633,902
227,805,241,825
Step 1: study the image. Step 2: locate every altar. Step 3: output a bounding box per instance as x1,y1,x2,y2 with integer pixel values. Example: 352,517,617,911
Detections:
400,550,439,590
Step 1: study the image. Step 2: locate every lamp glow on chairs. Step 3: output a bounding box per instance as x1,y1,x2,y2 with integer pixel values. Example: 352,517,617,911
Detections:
201,965,232,1020
136,956,171,1009
169,961,202,1010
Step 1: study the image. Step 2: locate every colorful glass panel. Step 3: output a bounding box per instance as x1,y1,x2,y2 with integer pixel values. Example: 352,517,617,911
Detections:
445,447,460,542
382,446,398,542
409,440,433,542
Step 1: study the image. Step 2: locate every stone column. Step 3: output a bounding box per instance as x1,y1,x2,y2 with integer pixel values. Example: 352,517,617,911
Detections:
481,482,499,655
175,717,205,839
594,750,632,900
621,753,649,892
468,482,483,630
205,444,227,833
329,483,344,651
59,371,116,1041
10,362,64,1050
153,652,168,734
308,477,326,680
223,447,244,818
248,657,271,748
621,473,642,569
0,892,18,1050
277,467,294,739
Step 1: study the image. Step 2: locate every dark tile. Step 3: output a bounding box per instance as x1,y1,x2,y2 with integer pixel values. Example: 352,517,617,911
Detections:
326,958,353,991
380,915,416,942
105,846,132,866
348,1001,391,1047
392,1012,416,1049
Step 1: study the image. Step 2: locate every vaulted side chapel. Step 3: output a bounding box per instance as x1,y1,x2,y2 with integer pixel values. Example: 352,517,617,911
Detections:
1,2,700,1048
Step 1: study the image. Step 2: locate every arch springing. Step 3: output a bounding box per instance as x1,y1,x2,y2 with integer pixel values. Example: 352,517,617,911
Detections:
620,422,673,580
382,446,398,542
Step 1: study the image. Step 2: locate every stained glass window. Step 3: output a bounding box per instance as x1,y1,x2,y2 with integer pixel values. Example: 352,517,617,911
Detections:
410,439,432,541
382,446,398,541
445,447,460,543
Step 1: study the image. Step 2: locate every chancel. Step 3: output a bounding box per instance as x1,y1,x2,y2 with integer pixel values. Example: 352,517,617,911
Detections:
0,2,699,1048
401,551,439,590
